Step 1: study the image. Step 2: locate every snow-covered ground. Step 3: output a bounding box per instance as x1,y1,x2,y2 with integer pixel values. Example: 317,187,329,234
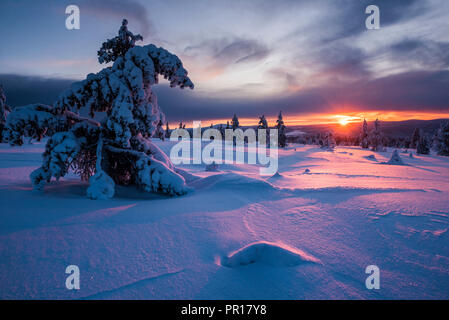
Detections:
1,140,449,299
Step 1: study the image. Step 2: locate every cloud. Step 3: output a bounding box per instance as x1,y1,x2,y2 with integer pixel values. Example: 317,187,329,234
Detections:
0,74,73,107
185,37,270,66
80,0,156,37
390,39,449,69
2,69,448,123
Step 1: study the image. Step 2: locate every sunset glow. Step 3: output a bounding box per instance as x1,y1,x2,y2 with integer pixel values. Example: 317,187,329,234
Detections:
174,111,449,128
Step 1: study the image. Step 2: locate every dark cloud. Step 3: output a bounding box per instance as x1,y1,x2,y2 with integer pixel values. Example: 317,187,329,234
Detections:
2,69,448,123
390,39,449,69
153,69,449,121
312,43,370,81
0,74,73,107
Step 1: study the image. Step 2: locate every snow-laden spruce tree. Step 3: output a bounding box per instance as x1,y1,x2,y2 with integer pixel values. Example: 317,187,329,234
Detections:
360,119,369,149
435,121,449,156
369,118,383,151
321,131,336,150
165,122,170,139
30,19,194,199
410,128,420,149
258,115,268,129
416,130,430,155
0,85,12,142
231,114,240,129
276,111,287,148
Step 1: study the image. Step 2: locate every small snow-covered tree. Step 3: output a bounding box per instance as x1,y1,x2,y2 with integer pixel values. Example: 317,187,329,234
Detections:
0,85,12,142
321,131,336,150
417,130,430,155
165,121,170,139
231,114,240,129
275,111,287,148
30,20,194,199
360,119,369,149
155,119,165,141
369,118,383,151
410,128,420,149
435,121,449,156
258,114,268,129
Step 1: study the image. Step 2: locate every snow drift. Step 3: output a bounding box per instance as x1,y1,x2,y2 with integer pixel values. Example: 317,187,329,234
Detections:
221,241,321,267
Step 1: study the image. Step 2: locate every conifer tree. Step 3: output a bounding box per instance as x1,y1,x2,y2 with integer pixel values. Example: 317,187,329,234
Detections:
28,20,194,199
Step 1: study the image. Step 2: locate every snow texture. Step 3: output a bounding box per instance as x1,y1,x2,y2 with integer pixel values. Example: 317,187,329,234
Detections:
1,141,449,299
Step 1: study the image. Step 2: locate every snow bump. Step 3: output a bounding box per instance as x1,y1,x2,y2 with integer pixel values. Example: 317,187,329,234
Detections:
221,241,320,268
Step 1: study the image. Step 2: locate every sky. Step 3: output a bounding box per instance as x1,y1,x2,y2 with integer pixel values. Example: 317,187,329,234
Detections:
0,0,449,125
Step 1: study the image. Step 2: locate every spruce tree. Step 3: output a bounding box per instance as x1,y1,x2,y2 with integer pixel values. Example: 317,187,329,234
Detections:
231,114,239,129
436,121,449,156
411,128,420,149
360,119,369,149
275,111,287,148
29,20,194,199
258,114,268,129
369,118,383,151
417,130,430,155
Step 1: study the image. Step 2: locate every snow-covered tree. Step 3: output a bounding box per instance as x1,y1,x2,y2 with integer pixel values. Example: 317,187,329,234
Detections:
386,149,405,165
435,121,449,156
258,114,268,129
2,104,87,146
165,121,170,138
154,119,165,141
321,131,336,150
231,114,239,129
416,130,430,155
29,20,194,199
360,119,369,149
0,85,12,142
369,118,383,151
410,128,420,149
97,19,143,64
275,111,287,148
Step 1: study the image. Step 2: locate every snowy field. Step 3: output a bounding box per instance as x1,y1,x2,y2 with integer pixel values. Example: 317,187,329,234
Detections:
1,140,449,299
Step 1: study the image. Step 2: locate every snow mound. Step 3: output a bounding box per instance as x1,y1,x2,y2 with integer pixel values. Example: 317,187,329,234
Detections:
269,171,282,179
221,241,320,268
365,154,377,161
205,161,219,172
86,170,115,200
385,150,406,165
191,173,276,192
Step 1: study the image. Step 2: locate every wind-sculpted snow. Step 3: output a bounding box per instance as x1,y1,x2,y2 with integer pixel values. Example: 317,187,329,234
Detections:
2,142,449,299
221,241,321,267
190,172,277,192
